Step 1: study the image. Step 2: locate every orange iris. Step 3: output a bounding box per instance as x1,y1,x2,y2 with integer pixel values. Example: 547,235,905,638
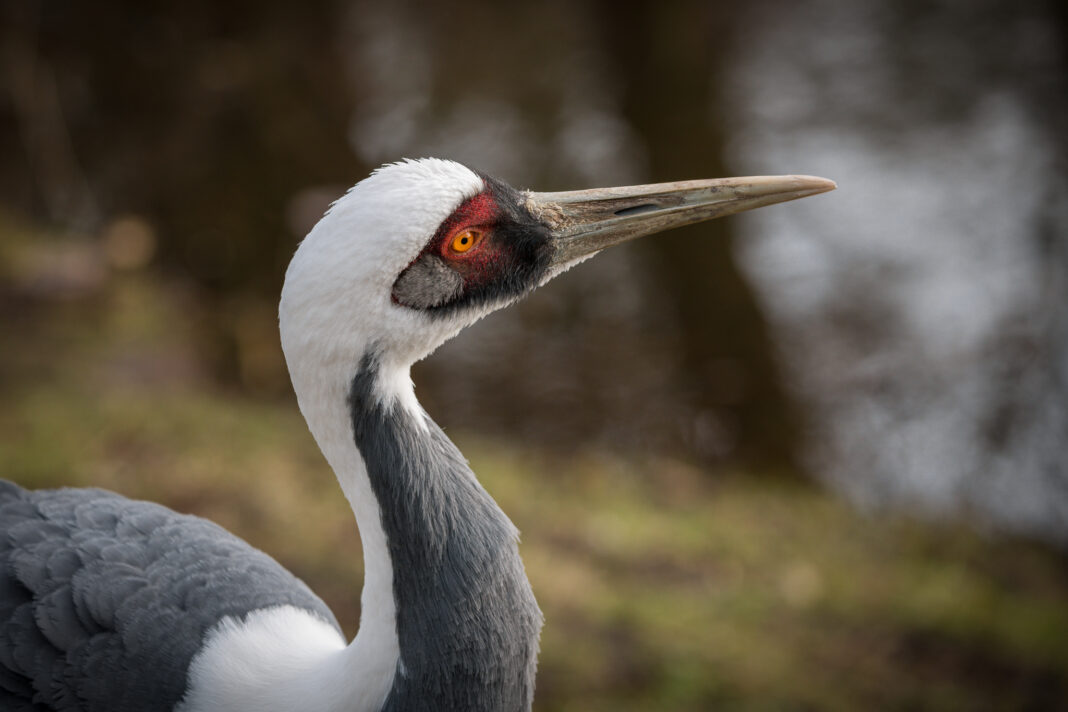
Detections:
450,229,482,254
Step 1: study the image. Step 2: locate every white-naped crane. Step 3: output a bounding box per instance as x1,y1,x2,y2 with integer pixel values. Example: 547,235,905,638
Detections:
0,159,834,711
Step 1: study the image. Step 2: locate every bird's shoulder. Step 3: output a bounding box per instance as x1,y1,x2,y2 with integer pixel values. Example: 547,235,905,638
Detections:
0,480,338,712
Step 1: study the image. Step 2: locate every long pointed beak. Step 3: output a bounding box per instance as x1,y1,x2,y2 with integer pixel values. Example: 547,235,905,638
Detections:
523,175,836,268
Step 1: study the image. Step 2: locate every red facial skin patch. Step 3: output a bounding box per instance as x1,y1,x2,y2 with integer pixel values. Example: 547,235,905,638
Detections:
429,188,512,292
393,176,551,311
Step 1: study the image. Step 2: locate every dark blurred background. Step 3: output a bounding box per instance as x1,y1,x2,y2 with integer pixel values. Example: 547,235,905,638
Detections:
2,0,1067,709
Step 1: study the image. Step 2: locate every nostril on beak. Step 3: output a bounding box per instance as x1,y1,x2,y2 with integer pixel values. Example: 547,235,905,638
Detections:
613,204,659,217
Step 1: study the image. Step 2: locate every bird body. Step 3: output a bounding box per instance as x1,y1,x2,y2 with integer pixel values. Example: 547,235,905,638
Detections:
0,159,834,710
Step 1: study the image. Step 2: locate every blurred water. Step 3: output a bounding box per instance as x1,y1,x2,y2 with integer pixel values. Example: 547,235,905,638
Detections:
728,0,1068,541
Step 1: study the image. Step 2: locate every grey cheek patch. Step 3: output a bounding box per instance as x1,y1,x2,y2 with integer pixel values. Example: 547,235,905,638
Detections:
392,255,464,309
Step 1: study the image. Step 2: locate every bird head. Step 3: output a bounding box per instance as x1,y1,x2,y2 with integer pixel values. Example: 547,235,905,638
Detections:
280,158,834,384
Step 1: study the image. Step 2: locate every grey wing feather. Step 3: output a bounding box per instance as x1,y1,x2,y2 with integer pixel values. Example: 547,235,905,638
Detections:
0,479,340,712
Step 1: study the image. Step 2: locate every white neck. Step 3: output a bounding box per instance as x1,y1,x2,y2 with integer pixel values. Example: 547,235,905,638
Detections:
178,341,408,712
290,348,409,705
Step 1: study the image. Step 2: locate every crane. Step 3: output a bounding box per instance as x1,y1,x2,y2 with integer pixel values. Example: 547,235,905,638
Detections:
0,158,834,711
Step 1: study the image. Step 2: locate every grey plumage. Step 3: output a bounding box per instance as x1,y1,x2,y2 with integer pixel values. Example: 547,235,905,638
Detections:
350,354,543,712
0,480,338,711
393,255,465,309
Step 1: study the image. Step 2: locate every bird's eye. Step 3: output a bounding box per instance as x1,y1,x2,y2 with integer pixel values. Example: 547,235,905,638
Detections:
449,229,482,254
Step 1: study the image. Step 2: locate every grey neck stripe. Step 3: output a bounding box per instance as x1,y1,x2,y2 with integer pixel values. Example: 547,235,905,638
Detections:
348,354,543,712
